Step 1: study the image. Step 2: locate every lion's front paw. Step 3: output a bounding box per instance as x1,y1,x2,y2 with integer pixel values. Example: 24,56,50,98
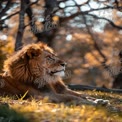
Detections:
94,99,110,105
85,96,110,105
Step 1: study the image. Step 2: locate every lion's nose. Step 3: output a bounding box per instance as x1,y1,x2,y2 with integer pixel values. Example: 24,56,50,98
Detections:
60,63,67,67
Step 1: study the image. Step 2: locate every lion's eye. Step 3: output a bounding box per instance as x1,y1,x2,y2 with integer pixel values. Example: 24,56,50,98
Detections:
46,56,55,62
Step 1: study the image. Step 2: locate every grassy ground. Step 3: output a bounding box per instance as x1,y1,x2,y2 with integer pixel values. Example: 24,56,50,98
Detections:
0,91,122,122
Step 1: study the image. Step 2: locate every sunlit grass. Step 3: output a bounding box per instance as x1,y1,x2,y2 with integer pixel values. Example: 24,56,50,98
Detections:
0,91,122,122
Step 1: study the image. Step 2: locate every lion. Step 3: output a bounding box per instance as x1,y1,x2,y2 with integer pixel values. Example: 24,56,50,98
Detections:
0,43,109,105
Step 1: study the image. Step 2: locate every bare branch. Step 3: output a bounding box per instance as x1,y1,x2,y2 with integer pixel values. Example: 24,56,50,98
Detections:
60,6,114,22
88,14,122,29
68,84,122,93
1,11,19,22
0,0,12,18
60,5,122,29
44,0,57,17
25,0,39,9
0,0,39,24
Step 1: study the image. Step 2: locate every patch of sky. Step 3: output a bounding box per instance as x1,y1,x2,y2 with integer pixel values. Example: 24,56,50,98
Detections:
65,13,71,17
119,30,122,35
38,18,44,22
69,17,86,28
56,11,65,17
117,11,122,17
66,34,72,41
59,2,65,8
75,0,88,5
65,0,75,6
89,0,101,9
0,35,7,40
80,5,91,11
64,7,78,14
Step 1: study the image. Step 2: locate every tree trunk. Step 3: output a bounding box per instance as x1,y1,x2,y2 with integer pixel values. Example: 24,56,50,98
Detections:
15,0,26,51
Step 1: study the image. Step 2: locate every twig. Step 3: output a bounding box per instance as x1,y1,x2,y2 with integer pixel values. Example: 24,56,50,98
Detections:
88,13,122,29
1,11,19,22
68,84,122,93
0,0,12,18
60,6,122,27
0,0,39,23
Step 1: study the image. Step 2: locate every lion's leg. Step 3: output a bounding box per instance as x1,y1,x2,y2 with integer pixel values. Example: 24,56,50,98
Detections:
42,92,96,105
64,89,109,105
50,82,109,105
49,81,86,98
49,93,81,103
64,88,86,98
38,83,89,104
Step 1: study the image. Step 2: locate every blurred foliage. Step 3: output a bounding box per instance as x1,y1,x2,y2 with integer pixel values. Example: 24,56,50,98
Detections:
0,104,28,122
0,37,14,72
0,41,7,72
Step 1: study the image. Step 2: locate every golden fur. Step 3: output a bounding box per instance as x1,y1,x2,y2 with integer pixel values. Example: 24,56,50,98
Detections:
0,43,107,104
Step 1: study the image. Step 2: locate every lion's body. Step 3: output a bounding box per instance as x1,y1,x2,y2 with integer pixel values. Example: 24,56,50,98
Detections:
0,43,108,105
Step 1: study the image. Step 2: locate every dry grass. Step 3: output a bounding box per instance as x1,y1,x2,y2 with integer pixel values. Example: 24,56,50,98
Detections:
0,91,122,122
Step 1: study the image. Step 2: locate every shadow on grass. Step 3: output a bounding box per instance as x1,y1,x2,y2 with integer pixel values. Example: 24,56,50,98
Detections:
0,104,29,122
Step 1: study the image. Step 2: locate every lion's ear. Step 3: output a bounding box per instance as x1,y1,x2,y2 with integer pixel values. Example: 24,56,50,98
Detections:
26,47,41,59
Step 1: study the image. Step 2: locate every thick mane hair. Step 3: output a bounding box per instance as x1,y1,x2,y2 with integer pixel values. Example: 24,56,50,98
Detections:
3,43,53,83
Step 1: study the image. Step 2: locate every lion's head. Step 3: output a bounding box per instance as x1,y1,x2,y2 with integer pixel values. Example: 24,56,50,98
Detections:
3,43,66,86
